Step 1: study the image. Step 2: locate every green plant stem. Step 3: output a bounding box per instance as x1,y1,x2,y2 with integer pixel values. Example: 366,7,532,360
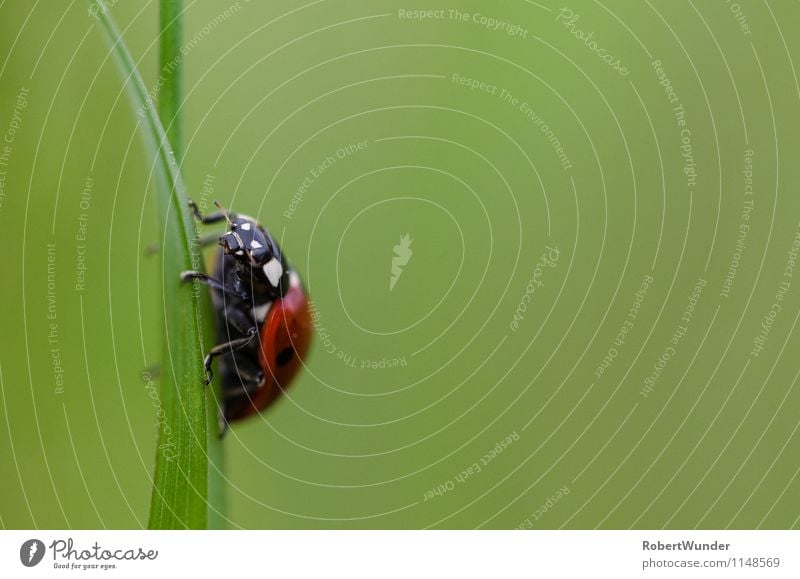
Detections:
150,0,226,529
148,0,202,530
92,0,224,529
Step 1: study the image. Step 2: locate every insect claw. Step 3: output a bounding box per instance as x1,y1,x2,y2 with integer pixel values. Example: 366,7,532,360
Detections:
203,354,214,386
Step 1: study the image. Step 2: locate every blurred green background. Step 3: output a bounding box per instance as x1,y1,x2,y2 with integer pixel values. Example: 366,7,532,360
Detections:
1,0,800,529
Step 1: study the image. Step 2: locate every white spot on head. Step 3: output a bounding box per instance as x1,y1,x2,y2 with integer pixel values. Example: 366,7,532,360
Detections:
235,250,244,256
240,222,252,231
263,258,283,287
250,239,263,250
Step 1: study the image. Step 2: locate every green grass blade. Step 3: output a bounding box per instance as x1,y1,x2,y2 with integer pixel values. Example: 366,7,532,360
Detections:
158,0,182,161
89,0,223,529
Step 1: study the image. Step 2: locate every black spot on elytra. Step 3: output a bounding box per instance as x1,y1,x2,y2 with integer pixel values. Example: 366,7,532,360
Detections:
276,347,294,367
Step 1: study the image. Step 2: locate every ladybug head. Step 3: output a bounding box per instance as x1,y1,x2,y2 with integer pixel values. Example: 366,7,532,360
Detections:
216,207,287,292
220,217,270,264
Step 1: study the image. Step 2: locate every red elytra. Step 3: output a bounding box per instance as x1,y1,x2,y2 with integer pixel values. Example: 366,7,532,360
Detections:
228,281,312,422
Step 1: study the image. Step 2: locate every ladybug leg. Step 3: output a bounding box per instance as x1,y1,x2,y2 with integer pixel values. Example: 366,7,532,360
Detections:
217,300,259,338
208,301,261,385
217,360,263,438
180,270,247,301
222,370,263,400
199,232,222,247
201,327,258,386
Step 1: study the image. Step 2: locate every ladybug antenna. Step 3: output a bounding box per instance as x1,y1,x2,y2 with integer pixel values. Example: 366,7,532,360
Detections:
213,200,234,225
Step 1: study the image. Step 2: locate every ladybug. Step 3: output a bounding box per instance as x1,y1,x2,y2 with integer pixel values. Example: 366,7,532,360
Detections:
181,199,312,435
